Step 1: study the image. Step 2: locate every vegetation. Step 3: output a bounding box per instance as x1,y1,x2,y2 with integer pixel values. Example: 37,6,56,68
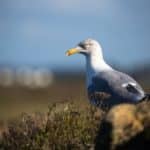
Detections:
0,102,103,150
0,101,150,150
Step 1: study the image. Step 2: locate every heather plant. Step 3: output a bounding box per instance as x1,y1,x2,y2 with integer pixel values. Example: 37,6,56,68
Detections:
1,101,150,150
0,102,102,150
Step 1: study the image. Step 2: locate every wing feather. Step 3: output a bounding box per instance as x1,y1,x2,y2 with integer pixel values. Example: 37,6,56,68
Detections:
88,70,145,104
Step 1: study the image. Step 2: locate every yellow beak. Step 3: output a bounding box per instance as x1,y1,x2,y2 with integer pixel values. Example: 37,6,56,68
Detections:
65,48,80,56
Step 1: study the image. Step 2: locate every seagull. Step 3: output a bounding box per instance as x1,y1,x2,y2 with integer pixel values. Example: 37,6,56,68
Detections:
66,38,149,108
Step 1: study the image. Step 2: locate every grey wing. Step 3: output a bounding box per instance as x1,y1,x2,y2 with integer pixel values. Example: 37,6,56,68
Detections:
89,70,145,103
112,70,145,101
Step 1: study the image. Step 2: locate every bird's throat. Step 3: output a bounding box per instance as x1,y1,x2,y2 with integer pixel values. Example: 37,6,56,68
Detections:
85,54,112,86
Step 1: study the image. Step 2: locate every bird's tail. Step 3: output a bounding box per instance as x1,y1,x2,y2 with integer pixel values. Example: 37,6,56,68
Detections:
140,93,150,102
145,93,150,99
146,93,150,101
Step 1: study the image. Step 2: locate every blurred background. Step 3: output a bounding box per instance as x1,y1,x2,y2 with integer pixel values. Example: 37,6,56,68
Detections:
0,0,149,124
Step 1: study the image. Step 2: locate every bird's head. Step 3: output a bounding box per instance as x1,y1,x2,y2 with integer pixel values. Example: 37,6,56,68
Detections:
66,38,103,58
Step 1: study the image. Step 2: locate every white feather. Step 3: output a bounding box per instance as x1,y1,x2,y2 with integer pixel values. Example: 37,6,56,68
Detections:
85,44,112,87
122,82,136,88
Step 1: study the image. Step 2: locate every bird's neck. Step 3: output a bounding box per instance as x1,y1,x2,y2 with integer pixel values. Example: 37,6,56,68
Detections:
85,53,112,86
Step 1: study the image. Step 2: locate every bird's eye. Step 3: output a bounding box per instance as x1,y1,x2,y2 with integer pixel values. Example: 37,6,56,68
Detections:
79,43,86,49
